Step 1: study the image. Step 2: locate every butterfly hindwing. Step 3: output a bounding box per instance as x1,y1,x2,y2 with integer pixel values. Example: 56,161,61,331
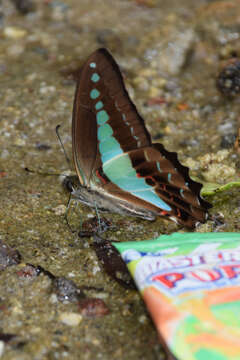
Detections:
129,145,210,226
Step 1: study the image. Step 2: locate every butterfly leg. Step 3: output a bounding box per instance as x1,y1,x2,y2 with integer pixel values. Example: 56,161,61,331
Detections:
64,192,79,233
93,201,103,233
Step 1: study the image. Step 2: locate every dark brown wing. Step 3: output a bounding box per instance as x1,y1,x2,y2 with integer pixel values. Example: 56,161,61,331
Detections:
95,144,211,228
129,145,211,227
72,48,211,228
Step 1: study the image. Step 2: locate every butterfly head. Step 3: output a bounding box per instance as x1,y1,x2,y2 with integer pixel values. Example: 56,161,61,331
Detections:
62,175,80,194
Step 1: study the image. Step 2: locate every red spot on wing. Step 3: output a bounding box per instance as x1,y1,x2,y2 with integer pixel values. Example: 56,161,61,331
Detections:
137,173,155,183
176,208,181,218
96,169,107,184
148,176,155,182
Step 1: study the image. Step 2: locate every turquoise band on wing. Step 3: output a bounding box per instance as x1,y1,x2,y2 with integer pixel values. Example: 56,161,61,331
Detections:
157,162,161,172
98,123,113,142
91,73,100,83
97,110,109,125
90,89,100,99
95,101,103,110
88,65,171,212
99,134,123,163
103,154,171,211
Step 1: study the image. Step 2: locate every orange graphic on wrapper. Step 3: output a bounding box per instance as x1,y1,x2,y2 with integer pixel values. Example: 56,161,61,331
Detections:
183,286,240,355
187,332,240,356
180,286,240,335
143,286,240,356
143,286,184,341
143,284,240,357
205,285,240,305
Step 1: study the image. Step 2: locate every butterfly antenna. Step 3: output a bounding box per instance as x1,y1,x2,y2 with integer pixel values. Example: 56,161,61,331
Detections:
25,167,61,176
56,124,71,168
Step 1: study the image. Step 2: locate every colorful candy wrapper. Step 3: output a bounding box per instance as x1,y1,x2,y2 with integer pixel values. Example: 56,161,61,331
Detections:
113,232,240,360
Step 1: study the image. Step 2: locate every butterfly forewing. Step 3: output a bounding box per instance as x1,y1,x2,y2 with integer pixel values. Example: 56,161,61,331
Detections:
72,77,98,186
72,48,151,186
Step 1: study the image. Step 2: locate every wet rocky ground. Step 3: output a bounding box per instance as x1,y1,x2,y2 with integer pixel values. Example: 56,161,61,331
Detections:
0,0,240,359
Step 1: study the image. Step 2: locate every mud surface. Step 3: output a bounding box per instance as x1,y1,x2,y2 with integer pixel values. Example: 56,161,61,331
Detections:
0,0,240,359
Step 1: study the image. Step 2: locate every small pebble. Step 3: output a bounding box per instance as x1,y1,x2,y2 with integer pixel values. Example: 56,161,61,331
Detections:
0,240,21,270
217,58,240,97
52,205,66,216
17,264,39,278
220,133,236,149
59,312,82,326
0,341,4,357
94,292,109,300
78,298,109,317
200,149,230,165
7,44,25,57
39,83,56,95
11,0,35,14
4,26,27,39
35,143,51,151
138,314,148,324
14,138,26,146
144,28,195,75
26,73,37,82
53,276,83,302
92,263,101,275
203,163,236,183
49,294,58,304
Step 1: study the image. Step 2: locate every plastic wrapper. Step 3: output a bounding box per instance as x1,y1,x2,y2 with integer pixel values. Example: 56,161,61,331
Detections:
113,232,240,360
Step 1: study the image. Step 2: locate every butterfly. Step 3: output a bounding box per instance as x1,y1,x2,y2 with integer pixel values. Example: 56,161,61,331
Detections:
68,48,211,229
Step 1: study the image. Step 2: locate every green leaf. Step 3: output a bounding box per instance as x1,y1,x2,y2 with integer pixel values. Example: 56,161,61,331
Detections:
191,177,240,196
